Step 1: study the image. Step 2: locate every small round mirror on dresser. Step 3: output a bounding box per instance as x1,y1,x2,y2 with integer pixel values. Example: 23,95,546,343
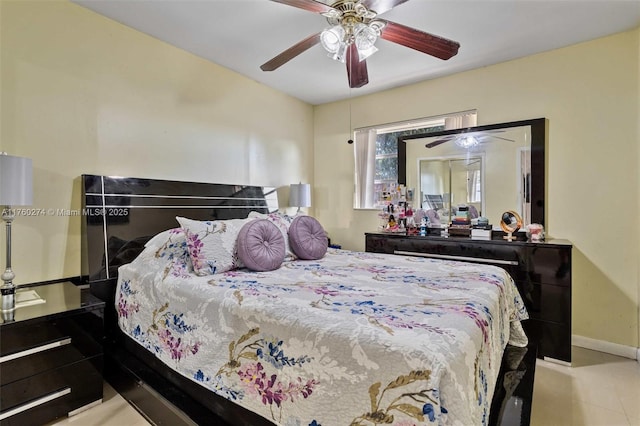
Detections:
500,210,522,241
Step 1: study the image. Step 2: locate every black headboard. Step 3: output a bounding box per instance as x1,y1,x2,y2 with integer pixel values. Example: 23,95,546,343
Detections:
81,174,277,294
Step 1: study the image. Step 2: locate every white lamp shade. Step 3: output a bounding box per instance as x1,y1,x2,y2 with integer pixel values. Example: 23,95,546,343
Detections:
0,154,33,206
290,183,311,208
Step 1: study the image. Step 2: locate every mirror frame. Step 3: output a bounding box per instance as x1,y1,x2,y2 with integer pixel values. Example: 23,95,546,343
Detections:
398,117,546,226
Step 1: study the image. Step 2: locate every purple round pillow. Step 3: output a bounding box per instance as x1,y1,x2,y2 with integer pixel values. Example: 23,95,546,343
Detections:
288,216,328,260
237,219,285,271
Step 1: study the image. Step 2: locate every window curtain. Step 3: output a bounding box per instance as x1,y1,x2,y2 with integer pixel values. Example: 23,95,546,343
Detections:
353,129,377,208
444,113,477,130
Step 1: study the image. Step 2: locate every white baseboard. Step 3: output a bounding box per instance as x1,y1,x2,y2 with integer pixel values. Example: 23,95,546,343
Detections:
572,334,638,360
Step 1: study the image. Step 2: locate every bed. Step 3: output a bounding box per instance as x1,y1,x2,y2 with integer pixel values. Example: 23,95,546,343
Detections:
81,174,533,426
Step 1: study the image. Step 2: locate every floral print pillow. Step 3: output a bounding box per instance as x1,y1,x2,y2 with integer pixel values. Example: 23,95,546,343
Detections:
176,216,253,276
248,211,297,261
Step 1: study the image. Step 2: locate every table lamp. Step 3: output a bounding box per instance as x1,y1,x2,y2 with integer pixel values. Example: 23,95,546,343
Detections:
289,183,311,214
0,153,33,321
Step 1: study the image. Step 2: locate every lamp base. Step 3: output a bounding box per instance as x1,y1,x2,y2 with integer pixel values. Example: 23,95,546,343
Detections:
1,283,16,322
2,207,16,321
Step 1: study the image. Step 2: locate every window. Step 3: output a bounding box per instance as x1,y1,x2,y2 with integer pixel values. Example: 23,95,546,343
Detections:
353,112,477,209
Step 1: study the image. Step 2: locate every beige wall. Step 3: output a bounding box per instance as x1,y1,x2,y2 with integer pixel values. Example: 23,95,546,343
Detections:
314,30,640,348
637,28,640,354
0,1,314,284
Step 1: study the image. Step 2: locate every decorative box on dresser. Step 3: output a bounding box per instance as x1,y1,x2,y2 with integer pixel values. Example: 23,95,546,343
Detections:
0,280,105,425
365,232,572,364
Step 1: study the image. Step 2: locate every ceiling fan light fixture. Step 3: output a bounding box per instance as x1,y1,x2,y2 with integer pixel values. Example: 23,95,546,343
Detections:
455,135,480,149
320,25,345,53
357,44,378,61
354,24,377,49
354,24,379,61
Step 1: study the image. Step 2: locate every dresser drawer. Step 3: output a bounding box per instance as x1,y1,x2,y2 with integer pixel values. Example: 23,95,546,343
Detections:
522,320,571,363
0,310,103,358
0,356,103,426
516,282,571,324
368,235,526,266
524,246,571,287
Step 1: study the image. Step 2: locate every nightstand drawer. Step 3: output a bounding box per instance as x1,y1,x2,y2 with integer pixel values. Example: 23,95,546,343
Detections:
0,310,103,358
0,356,103,426
0,311,102,386
0,335,101,386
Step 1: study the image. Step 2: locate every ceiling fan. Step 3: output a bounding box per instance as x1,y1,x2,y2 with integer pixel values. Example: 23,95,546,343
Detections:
425,130,515,149
260,0,460,88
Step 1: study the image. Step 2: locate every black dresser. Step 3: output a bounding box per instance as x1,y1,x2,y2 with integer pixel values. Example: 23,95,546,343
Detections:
0,281,105,425
365,232,572,363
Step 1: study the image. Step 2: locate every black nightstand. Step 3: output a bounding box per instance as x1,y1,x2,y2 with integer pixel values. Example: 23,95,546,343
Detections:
0,280,105,425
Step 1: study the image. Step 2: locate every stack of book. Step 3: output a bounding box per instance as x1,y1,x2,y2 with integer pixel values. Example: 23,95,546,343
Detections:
449,206,471,236
471,216,492,240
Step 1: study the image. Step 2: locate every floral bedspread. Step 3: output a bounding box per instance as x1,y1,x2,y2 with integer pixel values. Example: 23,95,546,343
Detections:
116,243,528,426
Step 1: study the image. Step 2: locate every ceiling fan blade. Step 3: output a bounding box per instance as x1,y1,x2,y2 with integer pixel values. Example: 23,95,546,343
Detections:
346,44,369,88
379,20,460,60
268,0,336,14
425,138,451,148
470,131,513,142
361,0,410,15
260,33,321,71
487,135,515,142
469,129,505,136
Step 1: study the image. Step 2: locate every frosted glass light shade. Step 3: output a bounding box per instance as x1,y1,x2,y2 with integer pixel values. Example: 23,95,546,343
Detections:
357,44,378,61
290,183,311,208
0,154,33,206
355,25,377,50
320,25,345,53
455,136,479,148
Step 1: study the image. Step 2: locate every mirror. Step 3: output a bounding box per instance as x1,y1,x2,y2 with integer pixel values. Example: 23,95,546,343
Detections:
398,118,545,227
420,155,484,224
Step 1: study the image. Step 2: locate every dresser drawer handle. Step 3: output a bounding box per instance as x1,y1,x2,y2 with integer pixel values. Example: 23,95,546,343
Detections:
0,337,72,364
0,387,71,420
394,250,518,266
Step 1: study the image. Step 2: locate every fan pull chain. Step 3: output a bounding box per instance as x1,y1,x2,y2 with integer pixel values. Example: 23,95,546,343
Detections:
347,88,354,144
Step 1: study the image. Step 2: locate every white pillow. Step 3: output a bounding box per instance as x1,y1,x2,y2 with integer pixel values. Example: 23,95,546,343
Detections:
247,211,297,261
176,216,253,276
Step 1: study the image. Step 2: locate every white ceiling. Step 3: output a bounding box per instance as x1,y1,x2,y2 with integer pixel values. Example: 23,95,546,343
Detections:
74,0,640,105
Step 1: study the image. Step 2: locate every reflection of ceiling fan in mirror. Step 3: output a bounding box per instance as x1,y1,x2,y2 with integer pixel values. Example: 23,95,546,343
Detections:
260,0,460,88
425,130,515,149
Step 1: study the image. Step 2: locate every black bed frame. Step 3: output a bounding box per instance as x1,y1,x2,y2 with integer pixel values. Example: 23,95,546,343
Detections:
80,174,535,426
